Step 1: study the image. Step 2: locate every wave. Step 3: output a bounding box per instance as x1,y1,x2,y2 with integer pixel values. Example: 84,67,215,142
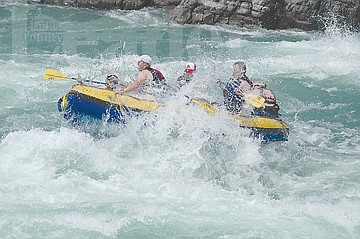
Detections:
105,8,171,27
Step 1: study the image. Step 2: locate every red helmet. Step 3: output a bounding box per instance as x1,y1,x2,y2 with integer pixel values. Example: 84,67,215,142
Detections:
184,62,196,73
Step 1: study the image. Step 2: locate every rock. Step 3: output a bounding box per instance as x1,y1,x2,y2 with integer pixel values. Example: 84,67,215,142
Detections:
38,0,360,31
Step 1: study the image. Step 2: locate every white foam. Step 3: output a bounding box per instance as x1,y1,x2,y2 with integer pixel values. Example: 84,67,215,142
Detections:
105,8,170,27
1,5,360,237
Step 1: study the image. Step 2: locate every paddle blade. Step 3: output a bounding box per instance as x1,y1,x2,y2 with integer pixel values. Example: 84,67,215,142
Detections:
246,95,266,108
44,69,70,81
191,98,216,115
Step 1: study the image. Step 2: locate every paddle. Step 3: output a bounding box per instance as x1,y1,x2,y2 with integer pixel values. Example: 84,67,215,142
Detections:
217,80,265,108
44,68,105,85
185,95,217,115
244,94,265,108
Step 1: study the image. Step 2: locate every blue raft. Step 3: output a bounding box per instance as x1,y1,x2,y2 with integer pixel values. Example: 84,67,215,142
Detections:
58,84,160,124
58,85,289,142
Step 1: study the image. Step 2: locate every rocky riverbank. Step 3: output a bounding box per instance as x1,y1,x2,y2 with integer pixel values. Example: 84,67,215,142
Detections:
39,0,360,31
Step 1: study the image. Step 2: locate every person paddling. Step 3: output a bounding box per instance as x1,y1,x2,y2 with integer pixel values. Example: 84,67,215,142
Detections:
98,74,120,90
251,82,280,118
217,60,254,114
176,62,196,88
115,55,166,96
75,74,123,90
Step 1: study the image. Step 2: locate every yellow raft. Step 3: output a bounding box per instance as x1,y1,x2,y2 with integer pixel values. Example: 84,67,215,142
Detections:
58,85,289,142
190,98,289,142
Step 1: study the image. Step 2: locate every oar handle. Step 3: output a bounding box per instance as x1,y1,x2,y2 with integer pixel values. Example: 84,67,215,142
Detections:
71,78,105,85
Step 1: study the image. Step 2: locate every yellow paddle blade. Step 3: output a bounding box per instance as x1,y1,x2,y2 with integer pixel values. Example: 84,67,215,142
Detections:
44,69,70,81
191,99,216,115
246,95,266,108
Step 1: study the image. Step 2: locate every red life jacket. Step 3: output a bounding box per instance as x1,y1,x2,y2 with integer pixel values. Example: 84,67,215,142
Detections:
145,66,166,85
154,69,165,81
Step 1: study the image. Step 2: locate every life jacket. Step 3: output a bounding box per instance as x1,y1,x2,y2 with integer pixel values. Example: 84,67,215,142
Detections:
223,75,253,97
145,66,166,85
176,74,192,89
177,74,188,82
238,75,253,88
253,104,280,118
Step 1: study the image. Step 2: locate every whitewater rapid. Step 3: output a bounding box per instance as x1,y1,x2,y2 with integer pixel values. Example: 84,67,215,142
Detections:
0,2,359,238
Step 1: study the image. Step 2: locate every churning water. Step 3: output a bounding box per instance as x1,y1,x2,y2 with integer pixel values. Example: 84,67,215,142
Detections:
0,1,359,238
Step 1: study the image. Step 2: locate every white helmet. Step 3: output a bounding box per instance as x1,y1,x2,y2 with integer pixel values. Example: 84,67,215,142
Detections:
185,62,196,73
137,55,152,65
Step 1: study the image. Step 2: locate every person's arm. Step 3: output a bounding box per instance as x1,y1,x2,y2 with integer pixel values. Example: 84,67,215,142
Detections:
117,70,148,94
75,77,84,85
216,80,227,90
177,75,184,81
118,82,128,87
98,85,107,89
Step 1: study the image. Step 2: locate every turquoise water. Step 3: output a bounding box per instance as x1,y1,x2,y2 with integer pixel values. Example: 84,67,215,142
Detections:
1,2,360,238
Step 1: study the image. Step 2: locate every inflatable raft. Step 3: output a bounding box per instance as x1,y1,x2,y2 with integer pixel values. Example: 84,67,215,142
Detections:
58,85,289,142
189,98,289,142
58,84,160,124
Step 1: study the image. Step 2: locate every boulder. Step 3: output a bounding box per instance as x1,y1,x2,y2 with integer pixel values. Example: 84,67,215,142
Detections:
39,0,360,31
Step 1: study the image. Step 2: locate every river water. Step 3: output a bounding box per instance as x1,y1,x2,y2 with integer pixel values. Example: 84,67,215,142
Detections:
0,1,359,238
